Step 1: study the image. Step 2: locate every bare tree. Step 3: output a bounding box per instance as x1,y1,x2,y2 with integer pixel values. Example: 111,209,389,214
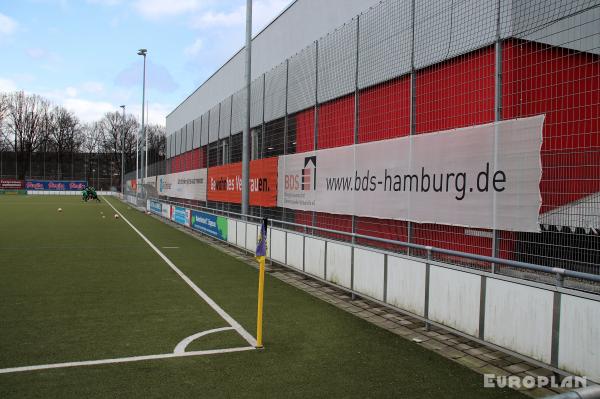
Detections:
4,92,46,179
81,122,104,186
48,106,80,179
146,124,166,159
0,93,10,177
0,93,9,152
99,111,139,178
0,90,165,182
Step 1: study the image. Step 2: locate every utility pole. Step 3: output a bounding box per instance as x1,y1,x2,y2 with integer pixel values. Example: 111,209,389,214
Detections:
242,0,252,217
120,105,126,196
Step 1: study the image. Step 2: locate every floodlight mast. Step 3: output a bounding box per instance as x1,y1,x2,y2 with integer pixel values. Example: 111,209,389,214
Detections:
120,105,125,197
138,48,148,200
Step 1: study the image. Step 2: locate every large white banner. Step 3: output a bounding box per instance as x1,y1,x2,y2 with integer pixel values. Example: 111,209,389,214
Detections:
278,116,544,232
157,169,207,201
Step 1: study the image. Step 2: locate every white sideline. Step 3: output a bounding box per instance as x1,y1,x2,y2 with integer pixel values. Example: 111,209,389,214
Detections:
104,197,257,347
173,327,235,354
0,347,255,375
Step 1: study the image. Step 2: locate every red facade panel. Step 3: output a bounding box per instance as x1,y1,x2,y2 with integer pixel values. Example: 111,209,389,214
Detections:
359,76,411,143
503,39,600,212
187,150,194,171
317,95,354,149
355,217,408,251
416,46,495,134
294,108,315,153
294,210,313,232
316,212,352,241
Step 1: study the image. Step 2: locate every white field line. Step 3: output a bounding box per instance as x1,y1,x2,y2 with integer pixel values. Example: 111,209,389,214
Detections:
104,197,257,347
0,346,255,375
173,327,234,354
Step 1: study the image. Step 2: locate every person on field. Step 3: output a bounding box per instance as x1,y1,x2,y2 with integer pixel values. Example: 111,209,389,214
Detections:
82,185,100,202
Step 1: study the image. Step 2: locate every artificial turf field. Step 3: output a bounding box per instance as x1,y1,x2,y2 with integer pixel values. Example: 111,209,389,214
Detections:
0,195,524,398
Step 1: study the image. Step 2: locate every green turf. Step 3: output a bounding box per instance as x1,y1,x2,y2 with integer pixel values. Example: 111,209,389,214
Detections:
0,195,524,398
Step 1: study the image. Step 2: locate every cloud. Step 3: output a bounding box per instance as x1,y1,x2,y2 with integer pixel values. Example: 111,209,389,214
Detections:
0,78,17,92
184,38,203,57
25,48,62,68
81,81,105,94
86,0,122,5
128,102,172,125
133,0,203,19
65,86,78,97
190,0,290,32
42,89,168,125
191,7,244,29
0,13,18,36
114,60,178,93
26,48,45,59
62,98,116,122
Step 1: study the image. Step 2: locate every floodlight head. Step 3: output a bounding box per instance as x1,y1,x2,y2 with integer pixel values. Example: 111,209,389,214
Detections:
120,105,125,109
137,49,147,56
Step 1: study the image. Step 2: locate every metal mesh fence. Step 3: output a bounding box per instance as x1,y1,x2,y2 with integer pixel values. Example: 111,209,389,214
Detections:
0,151,138,191
158,0,600,276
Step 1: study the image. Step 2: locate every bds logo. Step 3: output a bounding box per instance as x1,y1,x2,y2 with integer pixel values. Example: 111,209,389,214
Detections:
285,156,316,191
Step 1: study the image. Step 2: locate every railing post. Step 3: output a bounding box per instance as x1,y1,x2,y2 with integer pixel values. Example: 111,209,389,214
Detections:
350,245,356,300
491,0,503,273
554,268,565,288
424,246,432,331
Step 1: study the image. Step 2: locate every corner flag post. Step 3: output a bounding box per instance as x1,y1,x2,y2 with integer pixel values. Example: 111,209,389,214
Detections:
255,218,268,348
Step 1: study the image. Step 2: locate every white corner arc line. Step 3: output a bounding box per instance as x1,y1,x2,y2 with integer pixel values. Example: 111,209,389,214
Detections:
104,198,257,347
0,347,255,375
173,327,235,354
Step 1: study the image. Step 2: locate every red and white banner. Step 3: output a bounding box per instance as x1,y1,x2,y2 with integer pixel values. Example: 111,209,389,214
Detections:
207,158,278,207
0,179,24,190
277,116,544,232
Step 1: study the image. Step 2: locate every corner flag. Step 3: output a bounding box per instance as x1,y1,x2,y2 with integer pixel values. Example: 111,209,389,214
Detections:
255,218,268,258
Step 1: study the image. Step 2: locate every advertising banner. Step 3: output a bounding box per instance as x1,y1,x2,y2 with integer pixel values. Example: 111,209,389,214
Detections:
161,203,171,219
207,157,278,206
171,206,190,226
143,176,157,189
0,179,24,190
157,169,207,201
190,210,228,241
277,116,544,232
126,179,137,193
148,199,162,215
25,180,87,191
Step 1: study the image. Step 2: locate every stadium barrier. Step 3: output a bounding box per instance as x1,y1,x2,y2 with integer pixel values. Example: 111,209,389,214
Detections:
143,197,600,383
26,191,116,196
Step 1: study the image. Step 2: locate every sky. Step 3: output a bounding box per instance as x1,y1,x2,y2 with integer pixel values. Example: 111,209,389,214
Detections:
0,0,292,125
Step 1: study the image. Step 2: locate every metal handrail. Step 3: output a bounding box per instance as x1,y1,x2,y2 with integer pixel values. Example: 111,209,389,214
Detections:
154,197,600,284
546,385,600,399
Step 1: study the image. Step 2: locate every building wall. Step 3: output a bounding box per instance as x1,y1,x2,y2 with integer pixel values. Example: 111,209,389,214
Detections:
161,0,600,271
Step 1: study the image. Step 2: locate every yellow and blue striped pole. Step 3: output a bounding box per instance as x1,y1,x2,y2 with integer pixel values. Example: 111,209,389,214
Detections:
256,255,265,348
255,218,268,348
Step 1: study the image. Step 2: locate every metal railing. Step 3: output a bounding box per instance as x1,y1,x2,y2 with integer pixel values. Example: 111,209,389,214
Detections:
139,195,600,383
155,197,600,290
